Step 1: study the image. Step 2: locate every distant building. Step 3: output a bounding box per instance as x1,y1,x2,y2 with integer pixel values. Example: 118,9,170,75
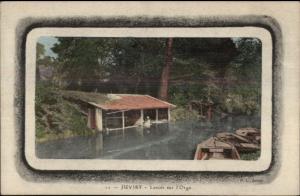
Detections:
62,91,176,132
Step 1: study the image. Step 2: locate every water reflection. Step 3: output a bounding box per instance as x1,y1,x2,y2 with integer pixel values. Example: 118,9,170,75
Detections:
36,115,260,159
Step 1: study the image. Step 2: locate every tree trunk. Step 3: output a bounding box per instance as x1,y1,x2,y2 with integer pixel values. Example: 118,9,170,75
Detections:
134,76,141,93
207,105,212,121
159,38,173,101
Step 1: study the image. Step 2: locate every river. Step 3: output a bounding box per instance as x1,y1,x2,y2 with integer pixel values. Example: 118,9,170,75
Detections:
36,115,260,160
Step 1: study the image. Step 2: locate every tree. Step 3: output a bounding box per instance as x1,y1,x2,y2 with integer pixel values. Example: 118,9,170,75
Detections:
45,36,262,117
108,38,165,94
51,37,114,90
159,38,173,100
223,38,262,114
169,38,237,104
229,38,261,82
36,43,46,81
52,37,166,94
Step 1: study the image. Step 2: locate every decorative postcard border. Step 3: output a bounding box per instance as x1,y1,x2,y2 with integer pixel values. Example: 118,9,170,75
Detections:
15,16,282,184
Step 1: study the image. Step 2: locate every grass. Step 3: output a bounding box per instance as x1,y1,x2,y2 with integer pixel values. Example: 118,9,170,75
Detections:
239,150,261,160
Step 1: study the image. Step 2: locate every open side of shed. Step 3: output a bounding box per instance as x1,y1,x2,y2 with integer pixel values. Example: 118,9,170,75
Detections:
69,92,176,132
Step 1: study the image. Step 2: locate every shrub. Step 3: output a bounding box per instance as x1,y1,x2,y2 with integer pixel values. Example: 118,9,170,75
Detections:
171,107,200,122
35,82,95,141
239,151,260,160
36,120,46,139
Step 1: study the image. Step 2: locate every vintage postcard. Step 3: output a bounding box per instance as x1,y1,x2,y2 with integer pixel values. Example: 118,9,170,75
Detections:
1,1,299,195
25,27,272,172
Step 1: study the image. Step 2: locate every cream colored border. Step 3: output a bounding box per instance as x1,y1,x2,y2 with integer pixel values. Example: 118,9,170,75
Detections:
2,2,299,195
25,27,272,171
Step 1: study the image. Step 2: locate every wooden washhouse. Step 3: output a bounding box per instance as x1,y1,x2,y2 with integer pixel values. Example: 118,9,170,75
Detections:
62,91,176,132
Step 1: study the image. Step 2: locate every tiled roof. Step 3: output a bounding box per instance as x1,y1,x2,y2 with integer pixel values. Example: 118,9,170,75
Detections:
62,91,175,110
98,94,175,110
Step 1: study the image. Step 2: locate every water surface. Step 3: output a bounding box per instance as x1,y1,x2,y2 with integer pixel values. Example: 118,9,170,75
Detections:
36,115,260,159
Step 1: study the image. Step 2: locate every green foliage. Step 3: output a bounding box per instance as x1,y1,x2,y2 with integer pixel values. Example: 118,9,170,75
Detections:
240,150,261,160
230,38,262,81
169,38,261,116
52,38,110,81
173,38,237,70
222,93,255,115
171,107,200,122
36,82,60,106
41,37,262,120
218,38,262,115
36,120,47,139
64,102,88,135
35,82,95,141
51,37,166,94
170,90,189,106
217,86,260,115
35,37,262,142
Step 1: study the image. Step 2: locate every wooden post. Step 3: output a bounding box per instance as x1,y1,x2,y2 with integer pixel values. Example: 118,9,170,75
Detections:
140,109,144,126
122,111,125,129
156,109,159,122
87,108,91,128
168,108,171,121
95,108,103,131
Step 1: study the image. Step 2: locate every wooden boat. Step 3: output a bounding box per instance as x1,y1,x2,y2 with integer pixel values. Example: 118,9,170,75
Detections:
235,127,261,144
194,137,240,160
216,132,260,153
